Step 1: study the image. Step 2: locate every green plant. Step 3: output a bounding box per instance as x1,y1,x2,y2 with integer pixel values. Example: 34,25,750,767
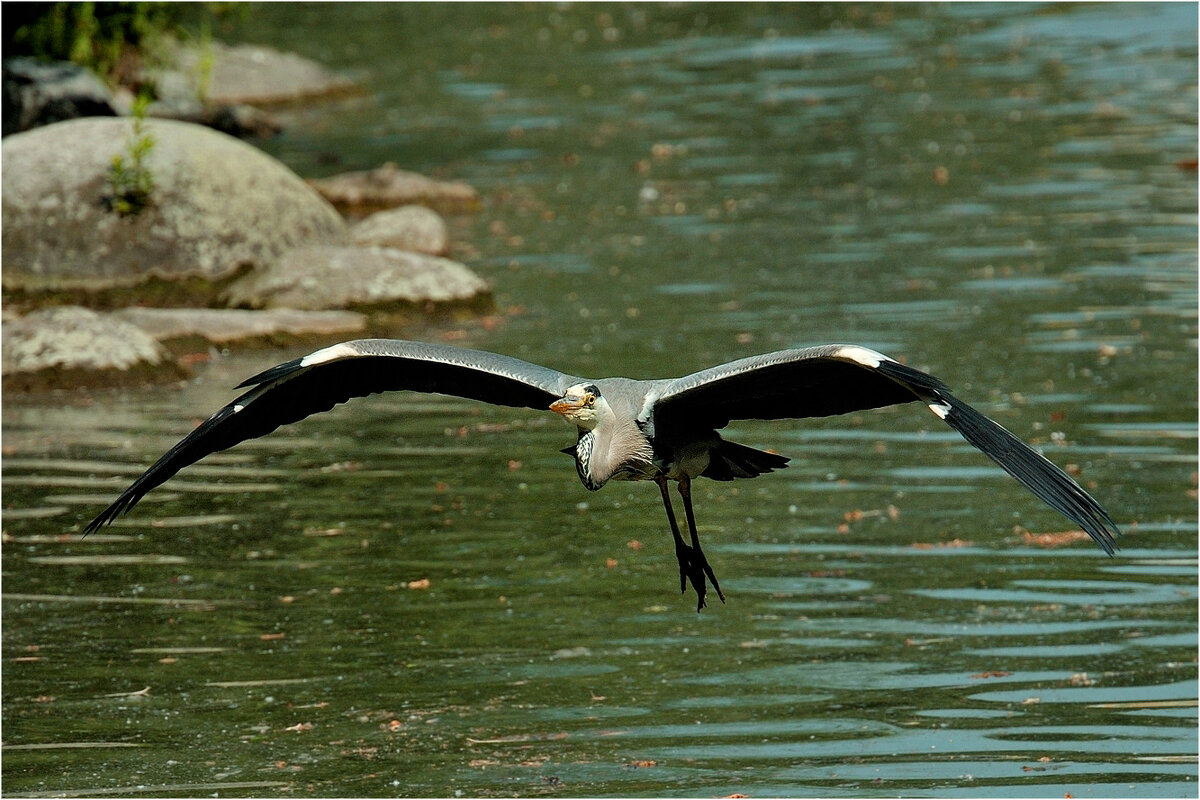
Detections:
103,93,155,217
7,3,181,85
194,19,215,103
5,3,239,88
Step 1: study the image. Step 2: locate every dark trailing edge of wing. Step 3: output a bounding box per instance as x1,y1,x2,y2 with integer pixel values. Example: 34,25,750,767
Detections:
83,340,576,535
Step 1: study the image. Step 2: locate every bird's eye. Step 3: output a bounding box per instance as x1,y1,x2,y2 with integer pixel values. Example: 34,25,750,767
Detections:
584,394,596,407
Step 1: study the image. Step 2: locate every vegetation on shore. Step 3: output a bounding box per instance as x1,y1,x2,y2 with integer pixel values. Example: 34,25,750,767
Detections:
4,2,236,89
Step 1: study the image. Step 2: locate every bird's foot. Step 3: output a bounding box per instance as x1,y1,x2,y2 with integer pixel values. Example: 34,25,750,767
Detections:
674,542,725,612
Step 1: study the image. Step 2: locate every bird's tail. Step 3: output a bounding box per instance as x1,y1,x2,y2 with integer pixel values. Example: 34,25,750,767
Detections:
702,440,790,481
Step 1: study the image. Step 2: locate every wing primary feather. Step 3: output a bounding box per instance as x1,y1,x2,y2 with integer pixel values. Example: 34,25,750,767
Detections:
82,386,268,535
235,356,308,389
872,359,1120,555
938,396,1119,554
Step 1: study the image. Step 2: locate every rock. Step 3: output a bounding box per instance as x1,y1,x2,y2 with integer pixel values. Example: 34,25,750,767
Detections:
350,205,450,256
2,307,163,372
112,307,367,344
2,58,118,136
309,163,481,215
223,245,489,310
2,306,185,391
2,117,347,293
149,40,358,107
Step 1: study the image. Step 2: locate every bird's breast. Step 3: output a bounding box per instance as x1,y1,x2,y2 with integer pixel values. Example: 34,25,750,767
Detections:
572,423,657,489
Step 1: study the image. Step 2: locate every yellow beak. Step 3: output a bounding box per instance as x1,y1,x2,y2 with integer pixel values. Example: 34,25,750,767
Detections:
549,396,584,415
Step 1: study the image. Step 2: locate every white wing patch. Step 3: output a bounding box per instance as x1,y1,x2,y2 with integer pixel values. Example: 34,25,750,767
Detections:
928,401,952,420
637,390,659,424
300,342,359,368
834,345,893,369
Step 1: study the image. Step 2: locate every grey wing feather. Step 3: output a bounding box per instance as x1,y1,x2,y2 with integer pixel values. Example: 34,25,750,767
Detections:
83,339,580,534
653,344,1120,555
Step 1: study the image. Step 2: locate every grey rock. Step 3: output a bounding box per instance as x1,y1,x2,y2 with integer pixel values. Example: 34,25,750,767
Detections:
113,307,367,344
309,162,481,215
2,117,347,292
150,40,358,107
350,205,450,256
2,306,166,376
2,58,118,136
224,245,489,310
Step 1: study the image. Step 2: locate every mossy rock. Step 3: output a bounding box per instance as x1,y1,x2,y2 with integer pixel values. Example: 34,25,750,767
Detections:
2,117,347,296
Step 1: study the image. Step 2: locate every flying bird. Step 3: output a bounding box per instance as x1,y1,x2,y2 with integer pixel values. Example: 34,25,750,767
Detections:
84,339,1120,610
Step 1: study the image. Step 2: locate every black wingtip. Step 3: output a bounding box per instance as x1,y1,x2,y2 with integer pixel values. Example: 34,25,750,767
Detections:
81,493,136,537
871,358,1123,556
942,395,1122,555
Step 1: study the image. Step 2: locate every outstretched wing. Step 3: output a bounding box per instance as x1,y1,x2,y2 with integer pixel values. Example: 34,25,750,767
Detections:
83,339,581,534
653,344,1120,555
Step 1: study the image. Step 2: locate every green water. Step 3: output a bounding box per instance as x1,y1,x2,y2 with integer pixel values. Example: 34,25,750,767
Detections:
3,3,1196,797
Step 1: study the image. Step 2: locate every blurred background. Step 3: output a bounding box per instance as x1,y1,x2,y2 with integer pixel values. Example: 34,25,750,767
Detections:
4,3,1197,797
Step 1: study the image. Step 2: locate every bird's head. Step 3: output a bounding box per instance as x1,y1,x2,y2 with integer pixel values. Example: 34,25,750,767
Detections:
550,383,606,430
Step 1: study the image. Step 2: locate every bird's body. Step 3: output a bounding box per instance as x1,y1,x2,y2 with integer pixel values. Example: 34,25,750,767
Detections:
84,339,1121,610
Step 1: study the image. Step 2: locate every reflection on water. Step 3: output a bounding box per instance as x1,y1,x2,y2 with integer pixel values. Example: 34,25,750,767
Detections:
4,3,1196,797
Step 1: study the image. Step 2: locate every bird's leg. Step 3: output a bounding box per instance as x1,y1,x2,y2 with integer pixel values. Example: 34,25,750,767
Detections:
655,474,700,605
656,474,719,612
678,475,725,607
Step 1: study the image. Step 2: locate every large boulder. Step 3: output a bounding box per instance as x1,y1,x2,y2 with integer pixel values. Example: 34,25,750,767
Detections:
1,117,347,293
2,306,184,391
223,245,489,310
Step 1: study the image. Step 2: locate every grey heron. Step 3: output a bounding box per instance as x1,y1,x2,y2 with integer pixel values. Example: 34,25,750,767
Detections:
83,339,1120,610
